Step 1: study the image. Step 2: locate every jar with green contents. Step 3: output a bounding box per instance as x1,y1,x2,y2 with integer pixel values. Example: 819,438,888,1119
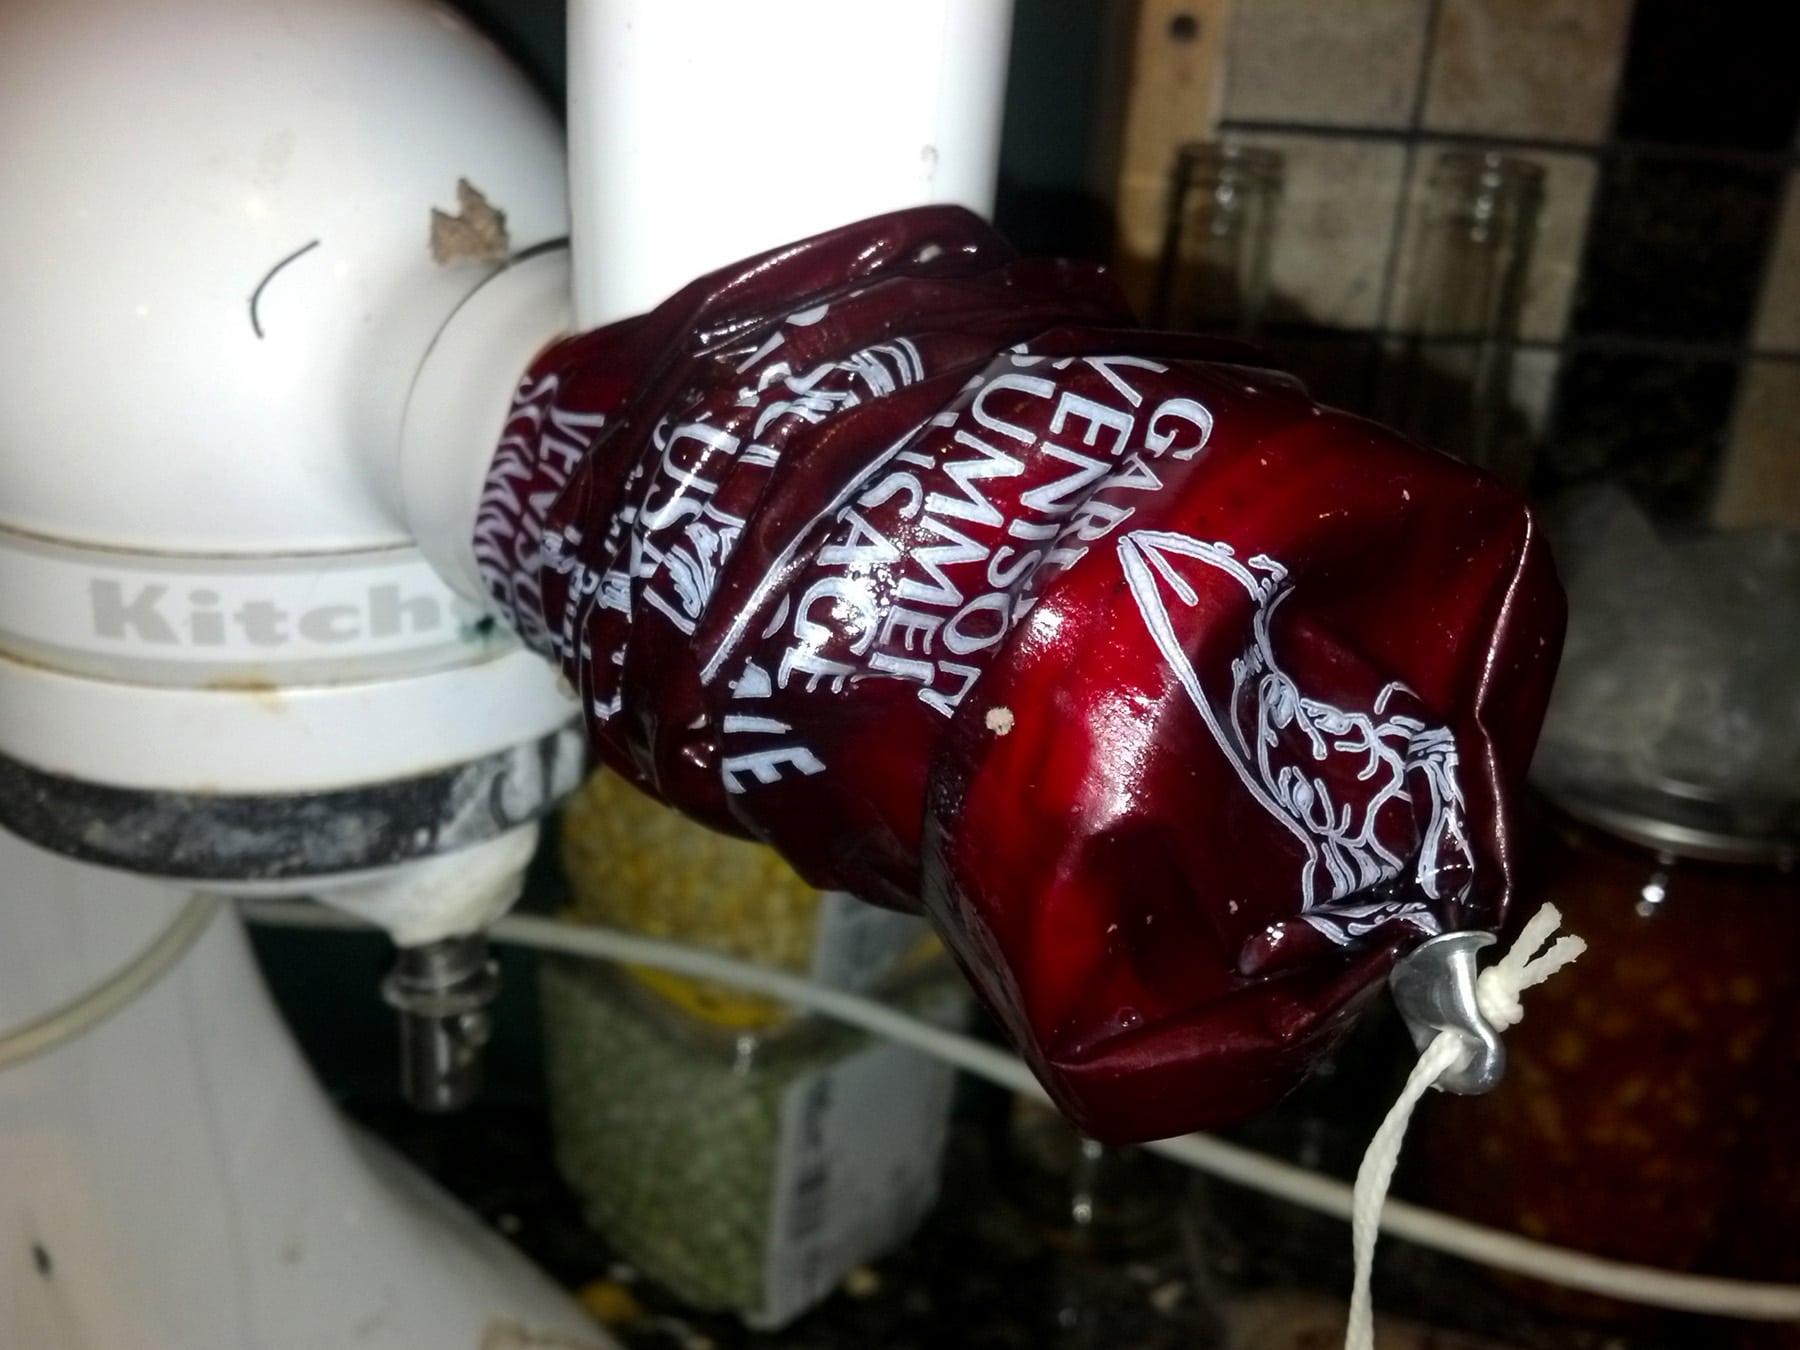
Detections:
544,769,963,1326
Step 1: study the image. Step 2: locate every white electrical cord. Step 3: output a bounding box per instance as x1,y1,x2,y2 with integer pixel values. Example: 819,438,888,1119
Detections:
237,898,1800,1323
0,893,223,1071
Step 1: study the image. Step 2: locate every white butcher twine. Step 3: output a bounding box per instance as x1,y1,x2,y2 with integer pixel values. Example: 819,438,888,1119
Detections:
1345,904,1587,1350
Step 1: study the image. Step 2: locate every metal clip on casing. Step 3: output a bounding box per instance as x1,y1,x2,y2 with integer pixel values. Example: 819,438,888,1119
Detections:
1389,930,1505,1094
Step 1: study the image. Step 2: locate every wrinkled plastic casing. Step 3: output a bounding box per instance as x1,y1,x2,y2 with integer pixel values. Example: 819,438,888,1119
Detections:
474,208,1565,1143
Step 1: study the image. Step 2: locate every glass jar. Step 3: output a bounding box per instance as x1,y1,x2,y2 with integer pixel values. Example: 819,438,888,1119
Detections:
1150,141,1283,337
545,768,962,1326
542,958,965,1327
1416,793,1800,1325
1385,151,1545,486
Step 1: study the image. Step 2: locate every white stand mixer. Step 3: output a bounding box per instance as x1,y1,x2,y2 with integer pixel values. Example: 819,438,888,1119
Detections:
0,1,1011,1345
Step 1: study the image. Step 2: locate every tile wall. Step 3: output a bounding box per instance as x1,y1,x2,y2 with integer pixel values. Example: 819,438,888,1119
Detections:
1193,0,1800,527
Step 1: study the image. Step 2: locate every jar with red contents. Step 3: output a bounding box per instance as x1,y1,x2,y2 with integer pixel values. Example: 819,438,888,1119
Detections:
1417,780,1800,1333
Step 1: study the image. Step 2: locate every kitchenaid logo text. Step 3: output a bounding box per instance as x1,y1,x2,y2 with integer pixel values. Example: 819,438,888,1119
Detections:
89,579,459,647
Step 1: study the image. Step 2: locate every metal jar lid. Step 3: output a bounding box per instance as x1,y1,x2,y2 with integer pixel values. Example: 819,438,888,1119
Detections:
1535,767,1800,870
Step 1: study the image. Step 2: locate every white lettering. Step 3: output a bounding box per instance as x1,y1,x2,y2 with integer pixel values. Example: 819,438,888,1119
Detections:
895,515,985,610
925,429,1022,527
869,650,935,686
970,372,1058,444
1145,397,1214,460
918,661,982,718
986,544,1044,591
792,577,880,658
877,605,942,653
721,744,828,793
1018,443,1109,516
1082,355,1166,408
856,469,925,520
942,592,1011,656
1048,390,1134,458
778,647,858,694
817,510,903,569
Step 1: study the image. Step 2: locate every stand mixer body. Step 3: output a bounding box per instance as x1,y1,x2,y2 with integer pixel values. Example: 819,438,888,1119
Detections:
0,0,597,1344
0,0,1014,1343
0,0,582,892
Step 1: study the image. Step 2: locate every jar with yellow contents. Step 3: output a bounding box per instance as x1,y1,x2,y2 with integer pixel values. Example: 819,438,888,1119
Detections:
542,768,965,1327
